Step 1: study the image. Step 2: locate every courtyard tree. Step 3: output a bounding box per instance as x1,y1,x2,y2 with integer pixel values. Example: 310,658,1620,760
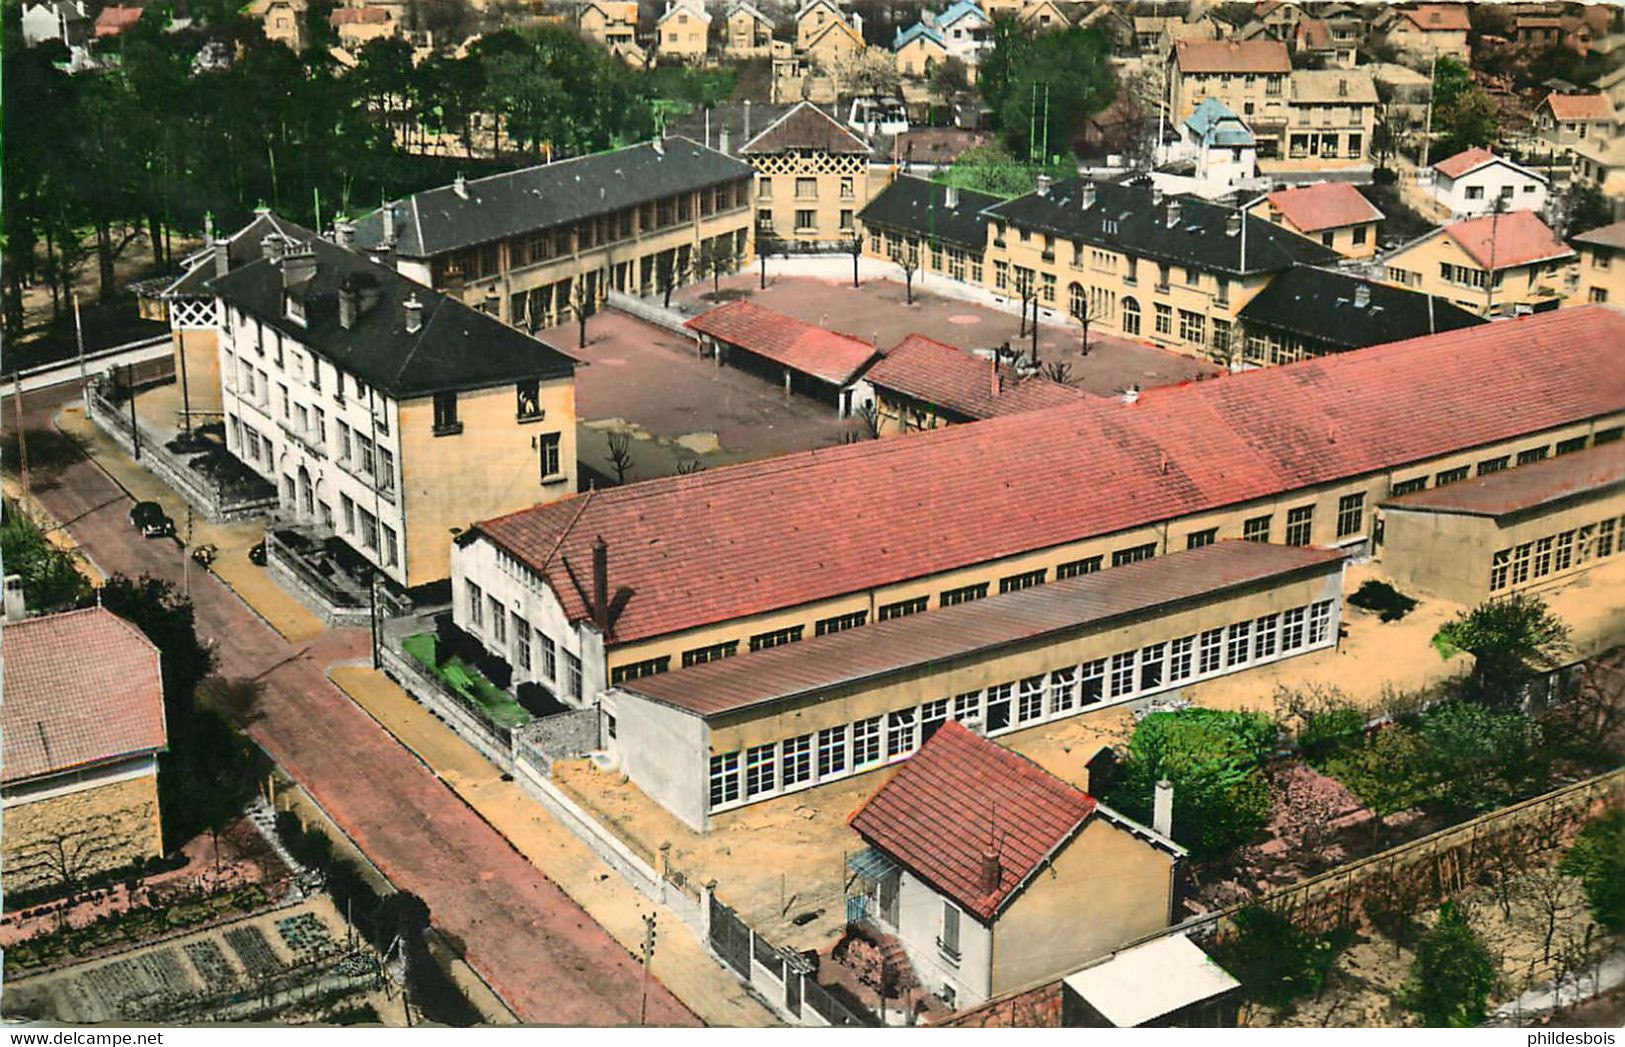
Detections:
1400,903,1497,1027
978,25,1114,162
757,231,781,290
1429,56,1498,160
655,251,690,310
1434,594,1571,710
605,430,635,485
847,232,863,288
891,240,920,305
1559,809,1625,933
1069,282,1108,355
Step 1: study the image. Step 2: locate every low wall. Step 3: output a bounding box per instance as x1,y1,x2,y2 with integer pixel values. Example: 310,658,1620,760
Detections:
512,710,599,777
378,642,516,771
263,530,374,630
605,290,698,336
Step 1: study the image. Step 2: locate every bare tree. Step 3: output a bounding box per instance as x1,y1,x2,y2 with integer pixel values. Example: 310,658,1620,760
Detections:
847,232,863,289
1041,360,1073,384
655,251,690,310
1070,287,1109,356
891,240,920,305
698,238,737,298
853,400,880,439
1015,270,1038,338
675,458,706,475
605,430,634,485
1517,863,1577,966
757,231,781,290
569,276,593,349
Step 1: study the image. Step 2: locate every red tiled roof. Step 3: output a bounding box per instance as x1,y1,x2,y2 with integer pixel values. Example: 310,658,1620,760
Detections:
1174,38,1290,73
1296,17,1331,49
684,301,878,386
1265,182,1383,234
93,4,142,35
2,608,167,784
1433,146,1498,179
331,6,391,23
865,335,1086,421
473,307,1625,648
1442,211,1573,270
1401,4,1470,32
1542,92,1615,122
849,722,1097,922
742,101,871,155
1383,440,1624,518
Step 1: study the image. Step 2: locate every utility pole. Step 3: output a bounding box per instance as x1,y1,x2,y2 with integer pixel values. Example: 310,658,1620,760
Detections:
127,363,141,461
73,291,88,402
1420,47,1438,170
12,372,29,511
639,912,658,1025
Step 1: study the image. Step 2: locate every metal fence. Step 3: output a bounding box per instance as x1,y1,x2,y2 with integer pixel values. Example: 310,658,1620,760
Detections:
706,894,871,1027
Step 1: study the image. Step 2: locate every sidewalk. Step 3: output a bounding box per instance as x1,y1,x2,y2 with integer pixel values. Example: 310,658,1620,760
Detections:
328,664,780,1028
55,402,326,644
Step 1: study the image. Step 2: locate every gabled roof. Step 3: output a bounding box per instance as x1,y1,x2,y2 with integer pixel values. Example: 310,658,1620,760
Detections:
1397,4,1471,32
1290,69,1378,104
1173,38,1290,74
1382,440,1624,519
684,301,878,386
352,138,752,259
850,722,1098,922
209,235,577,398
331,7,391,24
1017,0,1070,26
894,20,946,50
1265,182,1383,233
1441,210,1574,270
1540,92,1615,121
1184,98,1253,147
803,14,863,49
1572,219,1625,251
935,0,987,28
984,178,1339,276
866,334,1085,419
1434,146,1531,181
2,608,167,785
658,0,710,23
471,307,1625,648
857,175,1003,249
93,4,141,35
726,0,770,23
582,0,638,22
619,541,1345,718
741,101,870,155
163,211,318,299
1237,266,1485,351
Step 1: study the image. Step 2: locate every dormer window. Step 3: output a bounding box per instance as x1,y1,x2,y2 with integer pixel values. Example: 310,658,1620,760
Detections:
285,293,306,327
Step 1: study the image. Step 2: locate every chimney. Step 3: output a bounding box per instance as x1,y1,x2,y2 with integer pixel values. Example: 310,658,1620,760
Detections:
1035,174,1052,197
653,136,665,156
1166,199,1182,228
403,293,423,333
744,99,751,139
338,284,358,330
1150,185,1163,207
203,211,215,247
453,173,468,200
281,244,316,288
1153,779,1174,839
1354,283,1371,309
990,356,1002,398
262,234,286,262
1122,383,1140,404
591,535,610,633
1338,77,1348,97
1226,210,1242,237
1079,180,1097,210
213,239,230,278
334,220,356,248
382,204,396,246
978,849,1001,895
851,11,862,33
944,184,960,208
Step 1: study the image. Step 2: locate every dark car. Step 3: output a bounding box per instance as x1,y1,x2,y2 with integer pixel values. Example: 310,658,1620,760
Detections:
129,500,174,538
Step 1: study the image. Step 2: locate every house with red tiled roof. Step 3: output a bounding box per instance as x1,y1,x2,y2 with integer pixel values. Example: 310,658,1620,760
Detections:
1169,39,1292,130
1381,210,1576,317
685,300,880,415
1533,92,1618,150
1,608,168,894
1377,4,1471,65
451,306,1625,705
92,3,142,36
846,723,1182,1009
1253,182,1384,258
1429,147,1550,219
866,334,1085,434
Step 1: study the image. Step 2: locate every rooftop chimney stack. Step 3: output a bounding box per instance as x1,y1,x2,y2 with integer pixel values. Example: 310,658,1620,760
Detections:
1151,185,1163,207
978,849,1001,895
944,184,959,208
338,283,358,330
1080,180,1097,210
1354,283,1371,309
1122,383,1140,404
1166,199,1182,228
281,244,316,289
453,174,468,200
403,293,423,334
719,127,730,155
334,220,356,249
1226,210,1242,237
990,356,1002,398
382,204,396,247
1153,779,1174,839
203,212,215,248
652,136,665,156
1035,174,1052,197
213,239,230,278
262,234,286,262
744,99,751,139
592,535,610,633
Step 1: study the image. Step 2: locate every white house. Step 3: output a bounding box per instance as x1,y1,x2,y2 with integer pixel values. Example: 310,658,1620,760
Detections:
933,0,991,68
20,0,88,47
847,722,1184,1012
1178,98,1259,192
1430,147,1550,219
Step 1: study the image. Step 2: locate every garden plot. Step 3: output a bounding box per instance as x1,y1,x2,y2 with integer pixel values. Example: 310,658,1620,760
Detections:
277,912,339,959
184,940,241,994
225,925,285,979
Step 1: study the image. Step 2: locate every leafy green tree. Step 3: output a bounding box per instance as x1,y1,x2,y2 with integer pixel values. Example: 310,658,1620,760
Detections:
1559,809,1625,932
1417,701,1545,814
1429,57,1497,159
0,503,92,612
934,143,1072,199
1212,906,1345,1012
101,574,216,718
1400,903,1497,1027
1104,708,1276,859
978,25,1114,161
1321,722,1432,829
1435,594,1571,710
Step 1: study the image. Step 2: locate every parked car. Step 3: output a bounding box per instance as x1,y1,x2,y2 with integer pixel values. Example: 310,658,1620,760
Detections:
248,540,267,566
129,501,174,538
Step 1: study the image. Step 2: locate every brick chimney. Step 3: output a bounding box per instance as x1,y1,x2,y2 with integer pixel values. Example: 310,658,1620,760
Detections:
990,356,1002,398
1153,779,1174,838
978,849,1001,895
403,293,423,334
591,535,610,633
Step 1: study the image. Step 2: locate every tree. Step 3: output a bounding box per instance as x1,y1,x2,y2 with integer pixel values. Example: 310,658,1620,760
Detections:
1041,360,1072,384
1069,283,1108,355
605,429,634,485
1320,723,1432,835
655,250,690,309
1212,906,1345,1014
977,26,1115,162
847,232,863,289
1417,700,1545,814
0,502,93,613
1400,903,1497,1027
101,574,216,718
930,56,970,101
833,48,901,100
697,238,735,298
1434,594,1571,710
568,275,593,349
1429,57,1498,159
890,240,920,305
757,231,780,290
1559,809,1625,933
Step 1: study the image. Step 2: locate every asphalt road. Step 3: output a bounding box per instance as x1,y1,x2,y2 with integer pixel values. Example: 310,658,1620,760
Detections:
8,383,699,1028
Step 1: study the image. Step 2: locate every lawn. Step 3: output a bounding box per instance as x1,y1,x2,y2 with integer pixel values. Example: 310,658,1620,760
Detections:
401,634,532,729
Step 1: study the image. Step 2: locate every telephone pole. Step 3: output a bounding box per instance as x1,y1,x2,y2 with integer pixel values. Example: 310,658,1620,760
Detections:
639,912,658,1025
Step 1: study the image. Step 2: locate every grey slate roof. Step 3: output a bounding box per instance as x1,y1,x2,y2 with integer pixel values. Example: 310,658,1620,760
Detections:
207,237,576,399
1237,265,1485,352
350,137,754,260
857,175,1003,250
667,103,796,158
163,211,317,298
985,177,1341,276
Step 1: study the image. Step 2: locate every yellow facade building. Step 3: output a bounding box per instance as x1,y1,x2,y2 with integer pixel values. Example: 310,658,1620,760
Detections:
1252,181,1383,258
1381,210,1577,318
579,0,639,51
656,0,711,62
742,102,880,244
724,1,774,56
1569,220,1625,307
351,138,755,332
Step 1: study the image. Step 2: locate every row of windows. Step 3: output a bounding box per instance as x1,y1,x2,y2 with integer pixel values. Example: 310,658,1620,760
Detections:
705,600,1338,811
1388,431,1619,499
1489,515,1621,593
463,581,582,701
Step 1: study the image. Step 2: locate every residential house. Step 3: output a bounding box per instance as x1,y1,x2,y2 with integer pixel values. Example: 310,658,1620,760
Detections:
350,138,755,330
1378,441,1625,606
330,5,395,47
1254,0,1304,40
1076,1,1135,52
796,0,853,50
724,1,774,57
211,233,579,589
449,306,1625,703
1430,147,1550,218
1293,17,1356,68
244,0,308,50
1381,210,1576,317
1377,4,1472,66
684,301,879,415
1234,265,1485,364
2,608,167,895
866,333,1085,434
742,101,879,244
1252,181,1384,257
1599,64,1625,111
1532,92,1617,151
1134,15,1216,58
20,0,89,48
1571,135,1625,199
1274,69,1378,173
1568,220,1625,306
798,1,866,70
846,723,1185,1009
980,0,1023,20
1168,40,1292,158
1017,0,1070,33
894,22,948,78
933,0,991,70
656,0,711,62
580,0,639,51
92,3,142,37
1179,98,1259,193
1515,13,1602,55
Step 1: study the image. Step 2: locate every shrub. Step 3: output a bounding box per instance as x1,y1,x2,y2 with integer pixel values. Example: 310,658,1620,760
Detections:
478,652,513,691
1212,905,1346,1012
1299,706,1366,764
1322,723,1433,825
1347,580,1418,622
1417,701,1545,814
1434,594,1571,710
1559,809,1625,933
1400,903,1496,1027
